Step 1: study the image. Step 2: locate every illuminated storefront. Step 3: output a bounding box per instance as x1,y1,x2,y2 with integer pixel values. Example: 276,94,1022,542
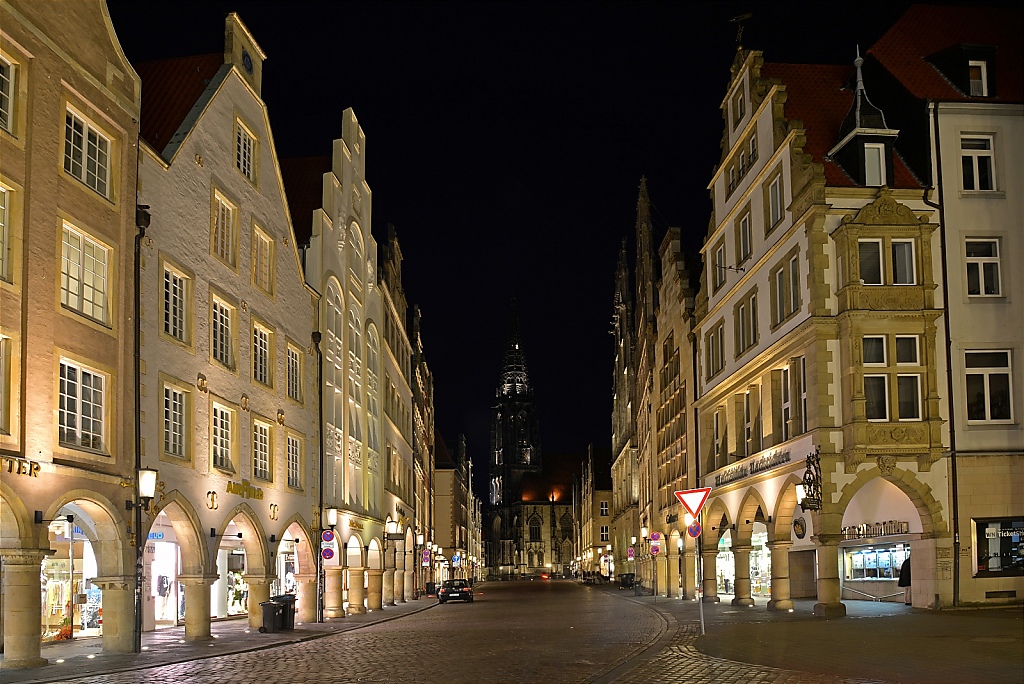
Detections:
41,516,101,643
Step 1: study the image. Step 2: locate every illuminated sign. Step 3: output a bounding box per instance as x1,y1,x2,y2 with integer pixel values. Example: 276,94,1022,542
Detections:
226,479,264,500
3,456,41,477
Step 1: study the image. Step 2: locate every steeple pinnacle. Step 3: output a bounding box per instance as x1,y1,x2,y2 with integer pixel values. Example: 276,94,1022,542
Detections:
839,46,889,136
636,176,650,229
499,299,530,397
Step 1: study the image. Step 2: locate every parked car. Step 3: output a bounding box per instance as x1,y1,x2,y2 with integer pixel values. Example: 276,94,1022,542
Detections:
438,579,473,603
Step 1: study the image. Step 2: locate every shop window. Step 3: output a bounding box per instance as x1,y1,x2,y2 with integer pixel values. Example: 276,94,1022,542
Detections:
974,518,1024,577
844,543,910,581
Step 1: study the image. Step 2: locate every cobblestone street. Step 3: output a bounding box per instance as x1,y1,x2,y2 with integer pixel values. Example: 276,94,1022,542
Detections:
4,581,1021,684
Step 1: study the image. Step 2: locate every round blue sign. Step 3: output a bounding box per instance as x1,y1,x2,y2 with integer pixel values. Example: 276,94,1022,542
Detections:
321,547,334,560
687,522,702,538
322,529,335,543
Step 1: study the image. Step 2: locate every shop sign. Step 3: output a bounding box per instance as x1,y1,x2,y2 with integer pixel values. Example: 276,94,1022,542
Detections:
226,479,264,500
841,520,910,539
148,531,165,540
985,527,1024,539
713,450,791,487
3,456,41,477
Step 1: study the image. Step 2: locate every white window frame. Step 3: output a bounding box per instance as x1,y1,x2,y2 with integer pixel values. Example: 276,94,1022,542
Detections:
253,323,271,386
0,336,9,434
799,357,808,434
960,135,996,191
163,267,187,342
236,121,256,182
895,336,919,366
749,135,758,163
287,434,301,488
287,345,302,402
891,239,917,285
600,501,609,517
864,374,890,422
253,228,272,292
789,255,800,312
713,243,726,290
213,193,235,265
965,351,1013,423
769,176,783,227
863,336,887,366
211,298,233,368
58,358,105,453
212,403,233,471
780,366,791,441
733,87,745,128
743,391,752,456
859,239,883,285
968,60,988,97
0,185,8,281
600,525,609,542
713,410,721,464
774,267,786,324
0,56,13,133
163,384,185,457
897,374,922,421
864,142,886,187
253,420,271,481
61,223,109,324
64,109,110,197
739,213,751,262
965,239,1001,297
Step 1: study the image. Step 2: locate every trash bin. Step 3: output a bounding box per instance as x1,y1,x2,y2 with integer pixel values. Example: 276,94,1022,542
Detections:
259,601,282,633
618,573,635,590
272,594,297,630
425,581,436,596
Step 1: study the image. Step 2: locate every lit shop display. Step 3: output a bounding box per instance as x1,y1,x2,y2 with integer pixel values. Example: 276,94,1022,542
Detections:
974,518,1024,577
844,544,908,581
715,528,771,596
42,517,101,642
145,512,183,629
273,536,298,596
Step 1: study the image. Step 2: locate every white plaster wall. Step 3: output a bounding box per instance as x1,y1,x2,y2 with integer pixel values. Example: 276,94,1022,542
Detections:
138,66,319,572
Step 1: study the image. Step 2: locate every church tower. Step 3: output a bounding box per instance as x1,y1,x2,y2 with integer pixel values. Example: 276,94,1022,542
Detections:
488,300,542,573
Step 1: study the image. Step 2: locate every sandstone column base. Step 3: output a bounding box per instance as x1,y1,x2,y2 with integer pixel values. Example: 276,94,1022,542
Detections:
91,576,134,653
178,575,217,641
366,569,384,611
813,601,847,617
294,574,318,624
324,567,345,619
1,550,49,669
347,568,366,615
243,575,272,629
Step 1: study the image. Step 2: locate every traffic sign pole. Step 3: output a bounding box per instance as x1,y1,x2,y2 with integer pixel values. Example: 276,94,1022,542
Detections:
696,507,705,636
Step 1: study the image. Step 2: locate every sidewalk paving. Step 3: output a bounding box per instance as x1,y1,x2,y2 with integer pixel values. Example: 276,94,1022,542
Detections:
594,584,1024,684
0,597,434,684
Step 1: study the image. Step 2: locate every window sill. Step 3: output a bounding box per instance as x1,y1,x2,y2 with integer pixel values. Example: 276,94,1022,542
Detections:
959,190,1005,199
58,441,108,457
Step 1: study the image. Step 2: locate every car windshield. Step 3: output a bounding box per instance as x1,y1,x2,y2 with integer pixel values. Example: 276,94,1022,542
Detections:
443,580,469,589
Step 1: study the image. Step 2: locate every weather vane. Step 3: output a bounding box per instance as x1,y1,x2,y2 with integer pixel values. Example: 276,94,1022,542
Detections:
730,13,753,47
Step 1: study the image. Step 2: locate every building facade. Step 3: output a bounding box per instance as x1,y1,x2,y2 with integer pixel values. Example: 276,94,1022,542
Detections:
135,13,321,637
1,0,141,666
579,449,613,579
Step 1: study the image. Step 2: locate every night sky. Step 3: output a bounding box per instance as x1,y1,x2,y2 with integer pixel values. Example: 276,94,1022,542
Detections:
106,1,982,497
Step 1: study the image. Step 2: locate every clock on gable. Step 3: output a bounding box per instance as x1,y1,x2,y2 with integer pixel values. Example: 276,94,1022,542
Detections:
241,49,254,75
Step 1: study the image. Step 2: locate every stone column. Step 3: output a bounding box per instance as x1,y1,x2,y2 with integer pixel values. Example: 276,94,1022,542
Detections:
814,537,846,617
731,545,755,606
244,575,272,629
324,566,345,619
366,569,384,611
404,569,415,602
294,574,318,624
393,541,407,603
683,549,697,600
90,575,134,653
667,546,680,598
347,567,366,615
1,550,49,668
767,541,794,611
701,549,720,603
383,544,396,606
178,575,216,641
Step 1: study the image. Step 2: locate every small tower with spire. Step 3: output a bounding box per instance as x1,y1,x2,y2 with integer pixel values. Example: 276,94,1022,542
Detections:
828,47,900,187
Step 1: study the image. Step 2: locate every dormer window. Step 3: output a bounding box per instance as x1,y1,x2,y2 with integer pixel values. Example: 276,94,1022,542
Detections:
968,61,988,96
732,86,745,129
864,143,886,186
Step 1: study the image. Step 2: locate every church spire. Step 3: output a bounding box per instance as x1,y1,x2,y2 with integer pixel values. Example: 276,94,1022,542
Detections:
499,299,530,397
837,46,890,140
636,176,650,230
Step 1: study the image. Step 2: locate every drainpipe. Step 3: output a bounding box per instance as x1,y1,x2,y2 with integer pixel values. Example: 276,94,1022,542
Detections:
925,101,959,607
312,331,325,620
133,205,151,653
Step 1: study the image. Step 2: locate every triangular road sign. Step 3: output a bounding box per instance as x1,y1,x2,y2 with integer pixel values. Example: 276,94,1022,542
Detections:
674,487,712,518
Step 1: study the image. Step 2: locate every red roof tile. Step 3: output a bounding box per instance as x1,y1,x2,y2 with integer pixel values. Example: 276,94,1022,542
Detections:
760,62,922,189
137,54,224,155
870,4,1023,101
280,156,331,247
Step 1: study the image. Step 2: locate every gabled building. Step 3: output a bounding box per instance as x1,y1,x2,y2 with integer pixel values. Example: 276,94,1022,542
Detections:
580,446,613,579
865,4,1023,605
609,240,638,582
694,43,943,616
136,14,320,636
0,0,141,665
434,433,473,582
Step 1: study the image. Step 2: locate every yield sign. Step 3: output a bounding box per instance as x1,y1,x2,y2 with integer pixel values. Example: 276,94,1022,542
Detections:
675,487,712,518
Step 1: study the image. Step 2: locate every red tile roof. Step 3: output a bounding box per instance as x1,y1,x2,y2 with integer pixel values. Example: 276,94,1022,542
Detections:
280,156,332,247
870,4,1023,102
137,54,224,155
760,62,922,189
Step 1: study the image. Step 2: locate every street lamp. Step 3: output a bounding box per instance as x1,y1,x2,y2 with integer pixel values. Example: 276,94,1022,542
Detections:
126,467,158,654
677,536,684,600
631,535,638,595
796,446,823,512
640,526,648,593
